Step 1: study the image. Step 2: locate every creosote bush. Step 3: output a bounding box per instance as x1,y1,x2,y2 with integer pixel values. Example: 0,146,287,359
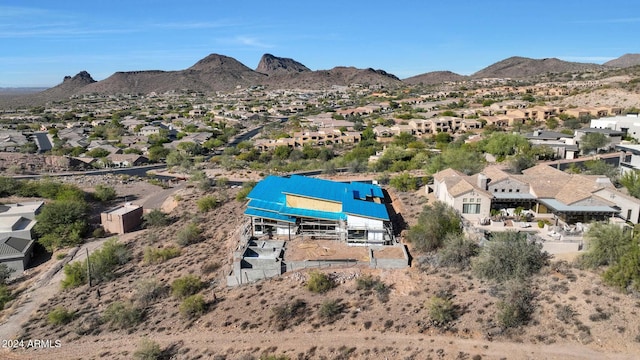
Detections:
133,337,162,360
428,296,456,326
143,246,181,264
61,238,130,289
472,231,548,282
176,222,203,246
319,299,344,322
133,278,166,307
305,271,335,293
437,233,479,270
47,306,75,326
102,301,144,329
142,209,170,228
196,195,219,212
356,274,390,302
180,294,206,319
272,299,307,331
171,275,204,299
495,281,534,329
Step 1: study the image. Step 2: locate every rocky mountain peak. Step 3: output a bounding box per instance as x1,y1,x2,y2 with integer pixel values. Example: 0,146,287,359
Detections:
256,53,311,75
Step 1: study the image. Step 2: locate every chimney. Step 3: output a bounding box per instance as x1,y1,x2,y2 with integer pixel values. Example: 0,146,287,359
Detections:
477,173,488,190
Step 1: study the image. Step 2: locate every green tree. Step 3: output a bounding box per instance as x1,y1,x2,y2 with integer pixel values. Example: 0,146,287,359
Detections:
580,223,633,268
579,132,608,154
481,132,530,159
619,170,640,198
34,200,89,251
86,148,111,158
603,241,640,293
389,172,419,191
407,202,461,252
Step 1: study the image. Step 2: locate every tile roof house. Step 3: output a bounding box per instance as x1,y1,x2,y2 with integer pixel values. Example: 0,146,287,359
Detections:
245,175,394,244
430,164,638,224
0,201,43,275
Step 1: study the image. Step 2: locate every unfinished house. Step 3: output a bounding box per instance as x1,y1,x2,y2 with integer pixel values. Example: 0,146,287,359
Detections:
101,203,143,235
245,175,393,245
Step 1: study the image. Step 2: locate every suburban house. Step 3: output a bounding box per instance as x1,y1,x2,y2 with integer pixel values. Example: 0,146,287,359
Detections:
616,143,640,173
0,201,43,274
574,128,624,153
101,203,144,235
524,130,579,159
591,114,640,141
430,164,639,224
244,175,394,245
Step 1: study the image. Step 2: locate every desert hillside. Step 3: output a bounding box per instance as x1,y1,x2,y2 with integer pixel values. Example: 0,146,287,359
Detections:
0,183,638,360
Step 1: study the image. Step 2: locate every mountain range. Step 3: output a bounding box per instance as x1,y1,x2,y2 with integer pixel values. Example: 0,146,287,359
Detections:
3,53,640,107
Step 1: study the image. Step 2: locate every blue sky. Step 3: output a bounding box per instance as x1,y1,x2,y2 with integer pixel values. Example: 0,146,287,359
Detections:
1,0,639,87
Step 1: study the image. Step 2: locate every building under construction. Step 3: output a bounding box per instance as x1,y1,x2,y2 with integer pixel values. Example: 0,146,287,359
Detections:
244,175,394,245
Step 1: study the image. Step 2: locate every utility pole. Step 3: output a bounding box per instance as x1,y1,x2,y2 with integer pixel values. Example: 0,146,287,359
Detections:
86,248,91,287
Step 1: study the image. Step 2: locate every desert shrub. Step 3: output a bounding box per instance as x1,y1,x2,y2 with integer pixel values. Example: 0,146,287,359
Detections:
89,238,131,284
93,184,117,202
319,299,344,322
472,232,548,282
236,181,257,202
306,271,334,293
61,261,87,289
196,195,219,212
61,238,130,289
133,279,166,307
47,307,75,326
133,337,162,360
142,209,170,228
603,243,640,293
437,233,479,269
102,301,144,329
272,299,307,331
580,223,634,269
495,281,534,329
406,201,461,252
0,285,12,310
356,275,390,302
180,294,206,319
556,305,576,324
176,222,202,246
428,296,456,326
92,227,106,238
201,261,221,274
171,275,204,299
143,246,181,264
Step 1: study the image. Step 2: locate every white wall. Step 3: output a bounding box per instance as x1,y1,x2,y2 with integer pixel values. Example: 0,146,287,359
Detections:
347,215,383,230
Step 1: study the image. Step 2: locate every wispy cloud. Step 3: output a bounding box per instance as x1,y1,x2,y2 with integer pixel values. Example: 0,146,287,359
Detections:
222,36,274,49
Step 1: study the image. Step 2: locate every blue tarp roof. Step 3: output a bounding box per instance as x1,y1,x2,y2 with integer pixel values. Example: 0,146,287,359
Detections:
244,208,296,223
245,175,389,221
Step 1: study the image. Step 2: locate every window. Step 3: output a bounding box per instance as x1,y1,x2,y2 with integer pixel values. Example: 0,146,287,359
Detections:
516,189,520,193
509,189,513,192
462,203,481,214
469,198,474,202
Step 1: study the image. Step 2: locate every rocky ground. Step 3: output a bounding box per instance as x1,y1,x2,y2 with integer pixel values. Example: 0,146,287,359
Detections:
0,181,639,360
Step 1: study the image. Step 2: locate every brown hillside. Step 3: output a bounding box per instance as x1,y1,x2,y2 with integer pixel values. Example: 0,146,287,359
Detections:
403,70,468,85
264,66,402,90
604,53,640,68
4,184,640,360
472,56,605,79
